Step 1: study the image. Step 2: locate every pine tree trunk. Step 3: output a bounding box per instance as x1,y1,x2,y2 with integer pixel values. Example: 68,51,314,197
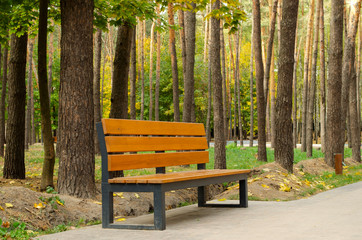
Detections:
93,28,102,155
319,0,326,153
203,5,209,63
168,3,180,122
234,32,243,146
220,21,228,141
48,20,54,102
301,0,315,152
178,9,187,84
293,38,302,147
25,39,34,150
306,0,321,157
270,51,276,148
275,0,299,173
57,0,96,198
228,34,237,144
249,25,254,147
182,3,196,123
0,42,7,157
140,20,145,120
325,0,344,167
39,0,56,190
253,0,267,162
130,26,137,120
211,0,226,169
206,61,212,146
155,5,161,121
4,32,28,179
149,22,155,121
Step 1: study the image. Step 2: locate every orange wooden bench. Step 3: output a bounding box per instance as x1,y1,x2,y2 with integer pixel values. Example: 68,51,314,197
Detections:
96,119,250,230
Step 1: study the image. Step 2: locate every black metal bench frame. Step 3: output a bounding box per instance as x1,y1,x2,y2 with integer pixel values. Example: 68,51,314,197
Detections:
97,121,249,230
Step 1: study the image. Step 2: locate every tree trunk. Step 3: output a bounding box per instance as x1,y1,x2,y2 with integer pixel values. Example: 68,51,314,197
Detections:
57,0,96,198
301,0,315,152
206,60,212,146
270,51,276,148
306,0,321,157
182,3,196,123
109,24,133,119
228,34,237,143
140,20,145,120
340,0,361,155
203,5,209,63
293,37,302,148
178,8,187,85
275,0,299,173
48,20,54,102
211,0,226,169
0,41,8,157
250,24,254,147
168,3,180,122
4,32,28,179
319,0,326,153
38,0,56,190
235,31,243,146
325,0,344,167
93,28,102,155
149,22,155,120
130,26,137,120
25,39,34,150
253,0,267,162
220,21,228,141
155,5,161,121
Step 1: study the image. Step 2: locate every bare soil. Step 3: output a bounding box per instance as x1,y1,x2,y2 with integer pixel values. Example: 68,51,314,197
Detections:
0,158,360,231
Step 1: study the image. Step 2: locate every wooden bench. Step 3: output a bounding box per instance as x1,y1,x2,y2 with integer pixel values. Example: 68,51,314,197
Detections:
96,119,250,230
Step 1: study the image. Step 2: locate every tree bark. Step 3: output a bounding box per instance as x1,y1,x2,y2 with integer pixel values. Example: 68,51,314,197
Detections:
211,0,226,169
319,0,326,153
234,31,243,146
48,20,54,102
109,24,133,119
38,0,56,190
4,32,28,179
130,26,137,120
93,28,102,155
168,3,180,122
301,0,315,152
178,8,187,85
149,22,155,120
250,24,254,147
325,0,344,167
57,0,96,198
293,37,302,148
253,0,267,162
25,39,34,150
182,3,196,123
306,0,321,157
220,21,228,141
0,41,8,157
140,20,145,120
275,0,299,173
155,5,161,121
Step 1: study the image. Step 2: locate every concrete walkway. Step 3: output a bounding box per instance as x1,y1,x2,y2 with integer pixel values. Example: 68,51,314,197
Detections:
37,181,362,240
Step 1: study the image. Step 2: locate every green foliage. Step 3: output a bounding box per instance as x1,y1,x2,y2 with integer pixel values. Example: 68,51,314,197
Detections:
0,218,36,240
38,186,65,210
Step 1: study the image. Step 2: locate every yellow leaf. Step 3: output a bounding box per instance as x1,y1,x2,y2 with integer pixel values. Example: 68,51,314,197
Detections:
0,206,4,211
261,184,270,189
281,172,288,177
279,183,291,192
283,179,290,184
303,179,311,186
115,192,124,198
134,193,140,199
9,180,15,184
355,172,361,175
264,175,275,179
171,190,176,193
298,171,305,176
56,200,64,206
93,201,102,205
168,169,173,172
218,198,227,201
34,203,45,209
116,218,126,222
5,203,13,208
248,177,261,183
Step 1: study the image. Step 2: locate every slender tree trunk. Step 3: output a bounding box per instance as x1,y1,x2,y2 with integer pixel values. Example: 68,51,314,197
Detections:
149,22,155,120
301,0,315,152
109,24,133,119
253,0,267,162
319,0,326,152
4,32,28,179
178,8,187,85
229,34,237,144
140,20,145,120
183,3,196,123
48,20,54,102
130,26,137,120
155,6,161,121
0,41,8,157
293,37,302,147
25,40,34,150
325,0,344,167
93,28,102,155
250,25,254,147
270,51,276,147
57,0,96,198
275,0,299,173
168,3,180,122
234,32,243,146
38,0,56,190
340,0,361,155
206,60,212,146
306,0,321,157
203,5,209,63
211,0,226,169
220,21,228,141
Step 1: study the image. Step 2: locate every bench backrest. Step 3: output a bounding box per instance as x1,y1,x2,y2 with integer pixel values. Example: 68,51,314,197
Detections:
97,119,209,181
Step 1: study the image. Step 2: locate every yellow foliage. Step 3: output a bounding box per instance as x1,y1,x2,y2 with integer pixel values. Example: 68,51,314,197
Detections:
279,183,291,192
5,203,14,208
34,203,45,209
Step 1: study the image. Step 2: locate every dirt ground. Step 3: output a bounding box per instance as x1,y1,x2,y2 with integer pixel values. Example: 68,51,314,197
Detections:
0,158,360,232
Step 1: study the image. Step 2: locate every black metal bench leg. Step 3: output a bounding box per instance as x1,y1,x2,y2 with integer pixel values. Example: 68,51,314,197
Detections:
102,185,114,228
239,179,248,208
198,186,206,207
154,187,166,230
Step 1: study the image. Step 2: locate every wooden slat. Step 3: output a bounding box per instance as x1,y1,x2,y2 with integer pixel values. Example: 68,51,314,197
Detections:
102,119,206,136
108,151,209,171
108,169,251,184
105,136,208,153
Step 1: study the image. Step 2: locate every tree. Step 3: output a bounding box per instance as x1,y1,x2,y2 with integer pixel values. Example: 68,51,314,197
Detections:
249,20,254,147
252,0,267,162
275,0,299,173
149,21,155,120
25,39,34,150
0,41,8,157
210,0,226,169
155,5,161,121
57,0,96,198
3,32,28,179
130,26,137,120
325,0,344,167
94,28,102,155
319,0,326,152
38,0,56,190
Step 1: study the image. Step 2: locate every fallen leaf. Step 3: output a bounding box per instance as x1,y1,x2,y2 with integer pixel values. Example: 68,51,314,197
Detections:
9,180,15,184
0,206,4,211
1,221,10,228
279,183,291,192
5,203,13,208
264,175,275,179
248,177,261,183
134,193,140,199
263,168,271,172
303,179,311,186
283,179,290,184
93,201,102,205
218,198,227,201
34,203,45,209
115,192,124,198
170,190,176,193
56,200,64,206
261,184,270,189
116,218,126,222
298,171,305,176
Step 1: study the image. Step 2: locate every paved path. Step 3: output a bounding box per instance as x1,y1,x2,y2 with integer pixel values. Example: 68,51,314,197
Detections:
37,181,362,240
